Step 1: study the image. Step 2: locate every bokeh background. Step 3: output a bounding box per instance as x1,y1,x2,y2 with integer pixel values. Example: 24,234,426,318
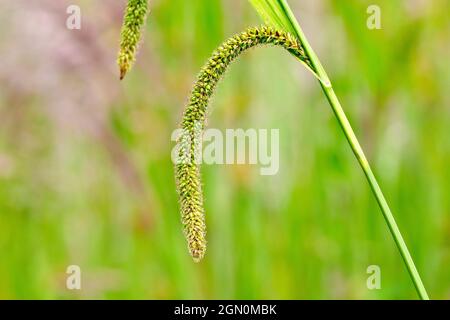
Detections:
0,0,448,299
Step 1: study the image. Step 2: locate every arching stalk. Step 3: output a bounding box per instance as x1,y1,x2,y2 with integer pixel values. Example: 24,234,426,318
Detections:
175,26,312,262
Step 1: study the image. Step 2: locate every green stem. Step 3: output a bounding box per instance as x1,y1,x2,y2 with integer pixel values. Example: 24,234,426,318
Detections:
278,0,429,300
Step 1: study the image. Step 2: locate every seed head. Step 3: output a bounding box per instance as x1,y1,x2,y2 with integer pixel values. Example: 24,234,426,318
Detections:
175,26,313,262
118,0,149,80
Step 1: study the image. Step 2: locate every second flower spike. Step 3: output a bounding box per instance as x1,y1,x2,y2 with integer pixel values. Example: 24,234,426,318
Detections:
117,0,149,80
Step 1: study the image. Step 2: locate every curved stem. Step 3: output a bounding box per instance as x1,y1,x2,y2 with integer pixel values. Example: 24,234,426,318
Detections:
175,26,312,262
278,0,429,300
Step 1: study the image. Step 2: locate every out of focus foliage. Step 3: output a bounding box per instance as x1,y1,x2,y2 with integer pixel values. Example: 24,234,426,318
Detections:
0,0,448,299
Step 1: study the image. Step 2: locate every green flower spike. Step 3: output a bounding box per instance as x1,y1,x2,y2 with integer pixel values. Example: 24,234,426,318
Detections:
175,26,312,262
118,0,149,80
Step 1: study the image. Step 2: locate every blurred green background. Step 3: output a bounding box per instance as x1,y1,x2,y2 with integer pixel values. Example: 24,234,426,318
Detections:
0,0,449,299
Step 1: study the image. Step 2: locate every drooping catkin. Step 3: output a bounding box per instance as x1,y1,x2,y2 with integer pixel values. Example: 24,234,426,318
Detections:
118,0,149,80
175,26,313,262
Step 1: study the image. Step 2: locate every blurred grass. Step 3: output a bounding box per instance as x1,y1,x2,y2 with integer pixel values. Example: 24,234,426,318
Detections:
0,0,449,299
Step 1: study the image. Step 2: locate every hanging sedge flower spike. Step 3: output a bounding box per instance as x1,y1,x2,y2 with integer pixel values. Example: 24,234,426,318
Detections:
175,26,313,262
118,0,149,80
114,0,428,299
